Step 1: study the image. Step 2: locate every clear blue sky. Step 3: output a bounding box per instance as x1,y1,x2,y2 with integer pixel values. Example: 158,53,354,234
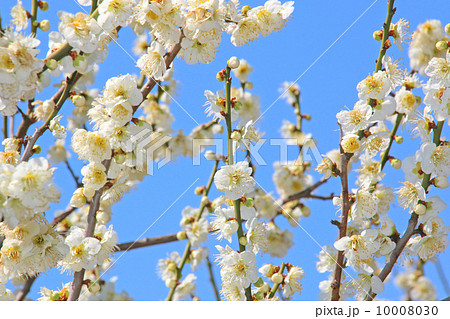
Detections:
1,0,449,300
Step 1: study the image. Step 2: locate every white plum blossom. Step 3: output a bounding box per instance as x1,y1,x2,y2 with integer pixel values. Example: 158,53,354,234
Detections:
214,161,255,200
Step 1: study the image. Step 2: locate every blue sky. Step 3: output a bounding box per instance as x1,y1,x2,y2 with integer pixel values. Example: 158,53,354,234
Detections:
1,0,450,300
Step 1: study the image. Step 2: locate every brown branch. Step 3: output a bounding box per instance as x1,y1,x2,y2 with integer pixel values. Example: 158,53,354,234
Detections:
281,178,329,205
15,276,37,301
20,72,81,162
50,206,77,227
330,131,352,301
116,233,179,251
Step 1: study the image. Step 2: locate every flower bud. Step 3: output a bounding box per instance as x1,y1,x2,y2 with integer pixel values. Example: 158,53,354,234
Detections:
39,20,50,31
301,205,311,217
260,282,270,293
304,114,312,121
176,231,187,241
254,290,264,300
195,186,205,196
114,153,125,165
50,293,60,301
231,130,242,141
446,23,450,35
245,82,254,90
32,145,41,154
434,176,449,189
227,56,240,69
70,190,86,208
168,261,178,272
254,277,264,288
394,136,403,144
271,273,283,284
46,59,58,70
436,40,448,51
244,198,254,207
201,196,210,207
390,158,402,169
88,281,101,294
204,150,216,161
239,236,248,246
414,203,426,215
82,187,95,200
96,210,110,225
241,5,251,16
165,279,177,289
192,296,200,301
373,30,383,41
73,56,88,74
259,264,275,277
72,94,86,107
39,1,49,11
216,71,225,82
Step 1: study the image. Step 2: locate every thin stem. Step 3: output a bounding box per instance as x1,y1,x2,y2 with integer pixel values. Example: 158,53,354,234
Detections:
268,263,286,299
206,257,221,301
50,206,77,227
30,0,38,35
224,66,252,301
3,116,7,139
116,233,180,251
90,0,99,15
294,93,303,160
65,160,82,188
21,72,81,162
379,113,403,170
375,0,396,72
364,120,445,300
166,160,219,301
330,135,352,301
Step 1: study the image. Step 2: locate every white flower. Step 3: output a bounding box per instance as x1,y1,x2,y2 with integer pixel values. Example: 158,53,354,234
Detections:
58,11,101,53
390,18,410,52
60,227,101,272
425,54,450,88
214,161,255,200
396,181,426,212
351,186,379,221
350,274,384,300
203,90,239,122
216,245,258,288
172,274,197,301
81,162,107,191
221,281,246,301
230,17,260,47
71,129,111,163
232,59,254,82
283,266,304,298
341,133,361,154
49,115,67,139
98,0,137,31
136,40,166,81
334,229,380,273
357,71,391,101
266,222,294,258
211,206,238,242
382,55,404,88
94,224,118,264
316,245,338,273
395,86,419,119
157,251,180,282
11,0,28,31
337,102,373,134
103,74,142,106
181,38,216,65
416,142,450,177
272,161,313,198
245,219,268,255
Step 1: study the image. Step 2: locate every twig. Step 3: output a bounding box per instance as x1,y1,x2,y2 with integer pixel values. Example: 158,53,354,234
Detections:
116,233,179,251
206,257,221,301
50,206,77,227
65,160,82,188
379,113,404,170
330,125,352,301
2,116,7,139
21,72,81,162
281,179,329,205
15,276,37,301
30,0,38,35
166,160,219,301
